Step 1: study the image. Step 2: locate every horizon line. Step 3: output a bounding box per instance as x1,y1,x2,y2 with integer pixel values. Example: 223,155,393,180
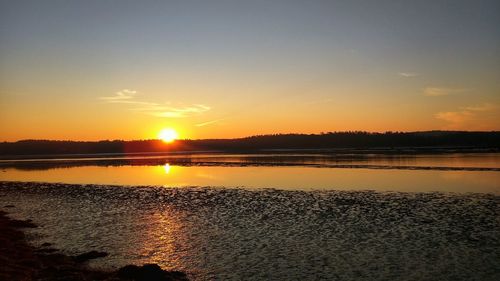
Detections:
2,130,499,143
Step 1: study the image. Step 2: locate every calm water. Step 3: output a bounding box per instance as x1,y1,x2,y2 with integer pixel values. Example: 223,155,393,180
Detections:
1,153,499,193
1,153,499,280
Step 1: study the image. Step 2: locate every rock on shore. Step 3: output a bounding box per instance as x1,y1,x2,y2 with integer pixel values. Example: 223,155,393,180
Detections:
0,210,189,281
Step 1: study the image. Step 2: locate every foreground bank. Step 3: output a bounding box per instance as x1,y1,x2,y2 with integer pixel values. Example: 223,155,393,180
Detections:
0,210,188,280
1,181,499,280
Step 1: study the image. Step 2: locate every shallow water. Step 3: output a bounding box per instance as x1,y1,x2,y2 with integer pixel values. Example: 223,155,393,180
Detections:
1,153,499,193
1,153,499,280
1,182,499,280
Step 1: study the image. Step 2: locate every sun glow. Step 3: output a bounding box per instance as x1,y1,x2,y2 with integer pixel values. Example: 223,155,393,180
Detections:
158,128,179,143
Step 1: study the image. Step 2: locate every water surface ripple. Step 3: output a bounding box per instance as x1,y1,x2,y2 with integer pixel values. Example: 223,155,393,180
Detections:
1,182,499,280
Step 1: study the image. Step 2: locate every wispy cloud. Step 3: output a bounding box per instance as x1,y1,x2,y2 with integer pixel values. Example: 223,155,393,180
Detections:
145,104,211,118
99,89,210,118
435,103,498,129
112,100,160,106
462,103,498,112
435,111,473,123
398,72,419,78
99,89,137,101
423,87,470,97
195,118,225,127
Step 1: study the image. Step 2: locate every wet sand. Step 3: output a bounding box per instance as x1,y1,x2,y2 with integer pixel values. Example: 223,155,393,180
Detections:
0,210,188,281
1,181,499,280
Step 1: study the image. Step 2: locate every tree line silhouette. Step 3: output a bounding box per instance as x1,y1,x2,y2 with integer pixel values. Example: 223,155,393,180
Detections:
1,131,499,156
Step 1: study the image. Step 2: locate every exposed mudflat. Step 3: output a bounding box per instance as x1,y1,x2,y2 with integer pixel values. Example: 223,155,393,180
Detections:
1,181,499,280
0,210,188,281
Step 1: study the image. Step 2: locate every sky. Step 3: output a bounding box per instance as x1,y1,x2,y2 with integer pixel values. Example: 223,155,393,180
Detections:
1,0,499,141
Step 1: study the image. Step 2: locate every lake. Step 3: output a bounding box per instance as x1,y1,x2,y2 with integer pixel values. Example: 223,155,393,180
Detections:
1,152,499,280
1,152,499,193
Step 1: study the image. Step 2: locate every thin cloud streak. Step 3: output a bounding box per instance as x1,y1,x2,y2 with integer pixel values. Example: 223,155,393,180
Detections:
435,103,498,129
435,111,472,123
110,100,159,106
196,118,226,127
424,87,470,97
99,89,210,118
146,104,211,118
398,72,419,78
462,103,498,112
99,89,136,100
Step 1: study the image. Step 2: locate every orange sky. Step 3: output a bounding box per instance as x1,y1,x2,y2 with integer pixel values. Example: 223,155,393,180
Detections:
1,1,499,141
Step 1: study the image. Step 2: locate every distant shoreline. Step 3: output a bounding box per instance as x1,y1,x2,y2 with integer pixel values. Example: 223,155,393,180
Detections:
1,149,499,172
1,131,499,158
1,146,499,161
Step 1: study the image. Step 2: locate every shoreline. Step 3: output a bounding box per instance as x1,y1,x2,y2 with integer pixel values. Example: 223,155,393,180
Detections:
1,147,499,161
2,181,499,280
0,209,189,281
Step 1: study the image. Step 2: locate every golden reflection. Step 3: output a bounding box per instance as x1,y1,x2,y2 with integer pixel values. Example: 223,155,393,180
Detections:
2,164,499,193
163,163,171,174
195,172,219,180
136,208,188,272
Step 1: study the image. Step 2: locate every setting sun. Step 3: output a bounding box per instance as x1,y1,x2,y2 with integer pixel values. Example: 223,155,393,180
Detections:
158,129,179,143
1,1,499,280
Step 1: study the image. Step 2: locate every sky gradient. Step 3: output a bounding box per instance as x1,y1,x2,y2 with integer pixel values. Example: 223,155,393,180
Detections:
1,0,499,141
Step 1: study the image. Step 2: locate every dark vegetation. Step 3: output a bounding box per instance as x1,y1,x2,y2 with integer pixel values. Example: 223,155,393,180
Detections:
1,131,499,157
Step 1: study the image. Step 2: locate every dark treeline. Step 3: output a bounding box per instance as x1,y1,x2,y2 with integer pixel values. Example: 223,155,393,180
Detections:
1,131,499,157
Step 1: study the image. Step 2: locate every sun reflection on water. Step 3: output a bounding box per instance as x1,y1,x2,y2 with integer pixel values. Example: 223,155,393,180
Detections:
136,209,188,272
163,163,171,174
